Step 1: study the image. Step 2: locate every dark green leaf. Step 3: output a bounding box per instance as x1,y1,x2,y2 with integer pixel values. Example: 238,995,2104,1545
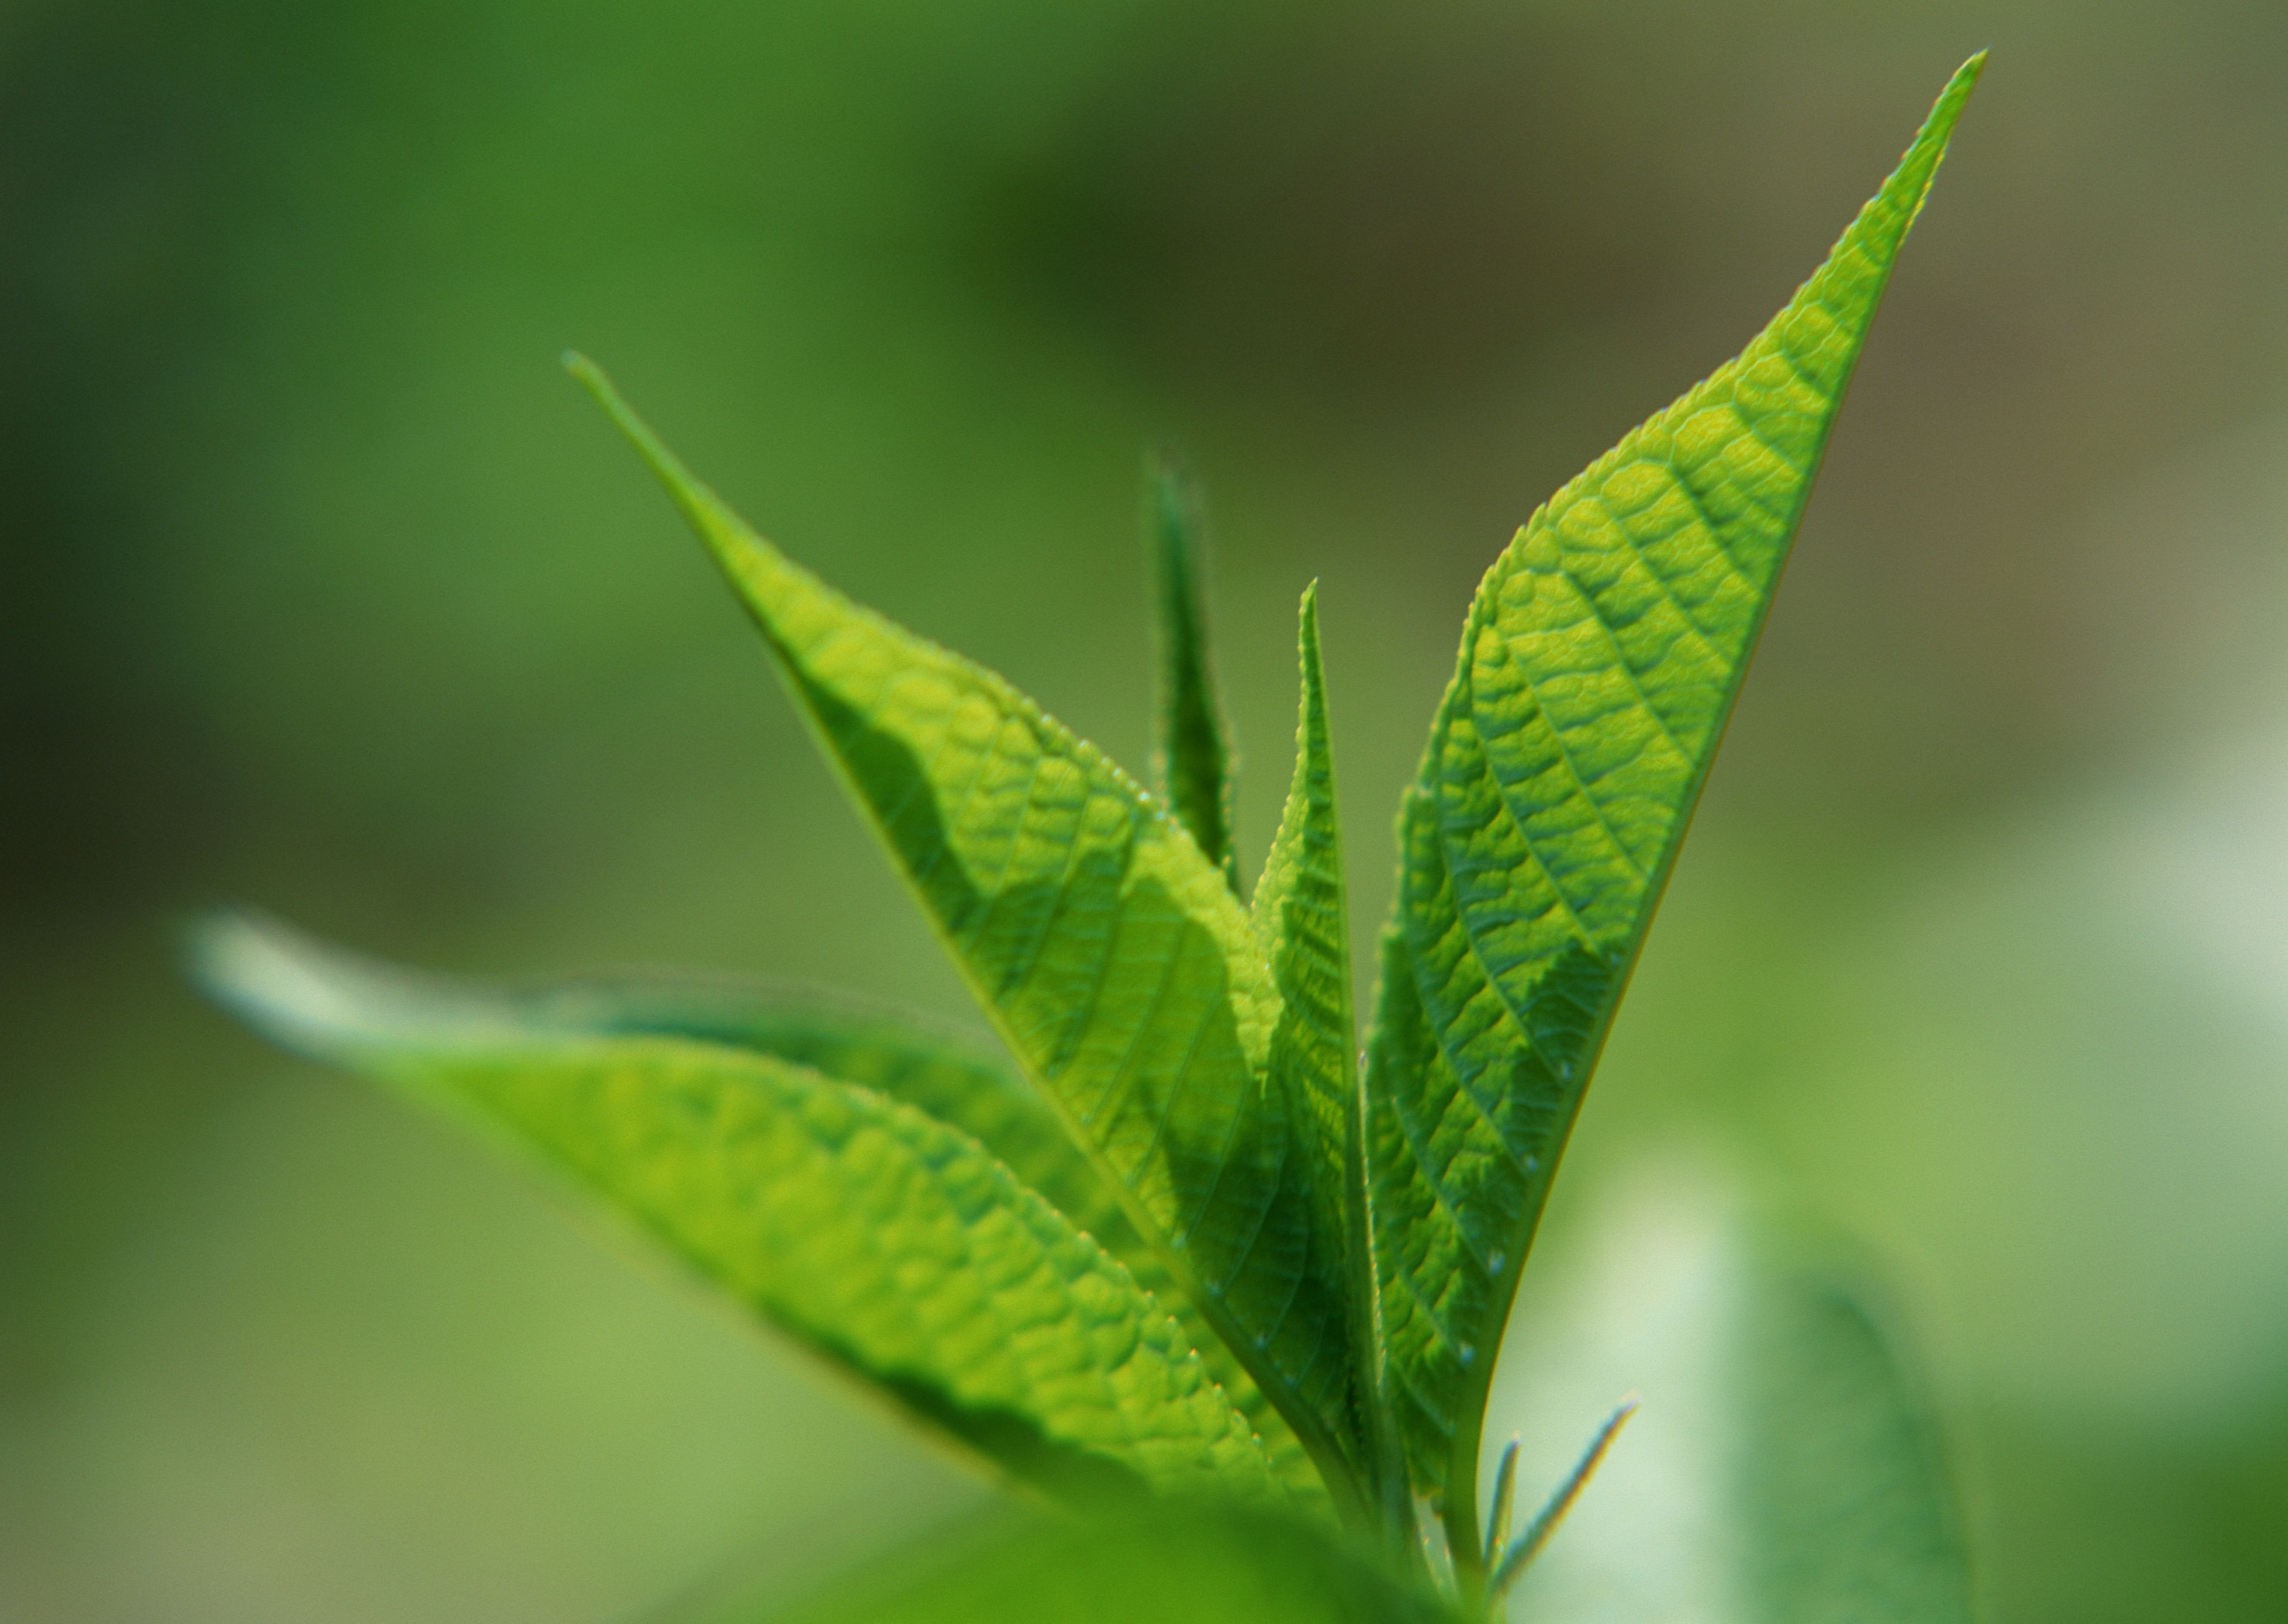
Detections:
1146,451,1239,893
1362,56,1985,1537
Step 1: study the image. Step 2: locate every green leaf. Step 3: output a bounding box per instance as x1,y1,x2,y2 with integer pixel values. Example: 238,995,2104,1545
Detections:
569,360,1362,1504
1249,586,1407,1526
1146,451,1239,893
1731,1259,1971,1624
1362,55,1983,1536
1250,586,1353,1292
1499,1183,1972,1624
190,912,1291,1508
230,942,1324,1504
762,1503,1460,1624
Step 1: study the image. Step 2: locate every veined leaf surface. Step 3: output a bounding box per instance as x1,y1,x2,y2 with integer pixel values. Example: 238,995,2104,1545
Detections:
1249,586,1406,1518
227,942,1322,1501
1363,57,1983,1530
1147,451,1239,893
1251,586,1353,1291
191,914,1287,1506
571,362,1361,1498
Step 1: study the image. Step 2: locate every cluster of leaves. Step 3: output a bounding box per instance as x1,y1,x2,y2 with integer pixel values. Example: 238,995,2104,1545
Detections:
196,56,1983,1624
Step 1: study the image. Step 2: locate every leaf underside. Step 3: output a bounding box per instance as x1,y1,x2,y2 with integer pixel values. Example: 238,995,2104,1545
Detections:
571,362,1363,1494
191,914,1291,1506
543,972,1319,1498
225,935,1320,1501
1363,52,1984,1531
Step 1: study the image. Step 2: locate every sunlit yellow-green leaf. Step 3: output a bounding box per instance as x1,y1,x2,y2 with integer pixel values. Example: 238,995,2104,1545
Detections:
569,363,1362,1501
192,913,1288,1508
247,949,1322,1504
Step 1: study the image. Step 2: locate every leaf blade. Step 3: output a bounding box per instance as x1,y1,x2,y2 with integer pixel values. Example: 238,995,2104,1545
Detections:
1249,586,1412,1531
1251,586,1353,1299
569,362,1363,1501
1363,55,1984,1531
1147,451,1239,893
240,944,1325,1503
192,913,1289,1507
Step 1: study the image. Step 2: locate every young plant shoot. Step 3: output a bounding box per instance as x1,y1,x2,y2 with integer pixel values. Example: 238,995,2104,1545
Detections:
195,55,1986,1624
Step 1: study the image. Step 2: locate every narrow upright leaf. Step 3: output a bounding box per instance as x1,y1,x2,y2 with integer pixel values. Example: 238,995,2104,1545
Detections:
1362,56,1983,1537
1251,586,1353,1285
1249,586,1405,1522
191,913,1289,1506
1146,451,1239,892
571,361,1363,1501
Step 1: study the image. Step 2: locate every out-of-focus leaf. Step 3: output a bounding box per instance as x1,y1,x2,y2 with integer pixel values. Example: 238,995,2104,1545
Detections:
254,952,1322,1503
1146,451,1239,893
761,1503,1459,1624
570,358,1360,1500
1362,56,1984,1537
191,913,1289,1508
1500,1177,1972,1624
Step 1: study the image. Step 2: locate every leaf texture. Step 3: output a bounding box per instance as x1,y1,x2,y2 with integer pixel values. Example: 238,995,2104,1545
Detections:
241,945,1322,1501
1362,56,1983,1529
1146,451,1239,892
191,913,1288,1506
1248,586,1408,1515
571,361,1361,1498
1250,586,1353,1297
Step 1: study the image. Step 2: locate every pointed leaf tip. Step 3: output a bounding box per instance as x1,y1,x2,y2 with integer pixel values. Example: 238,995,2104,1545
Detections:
1145,450,1239,891
1363,56,1982,1536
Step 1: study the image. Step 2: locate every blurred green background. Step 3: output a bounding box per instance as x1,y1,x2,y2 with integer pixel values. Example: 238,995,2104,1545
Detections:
6,2,2288,1619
